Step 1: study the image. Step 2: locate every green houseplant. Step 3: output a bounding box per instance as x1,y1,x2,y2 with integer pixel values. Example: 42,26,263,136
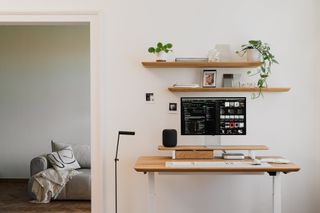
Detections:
236,40,279,98
148,42,173,62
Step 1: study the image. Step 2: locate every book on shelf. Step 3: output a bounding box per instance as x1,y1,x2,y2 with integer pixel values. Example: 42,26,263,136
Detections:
175,57,208,62
222,153,245,160
172,83,200,88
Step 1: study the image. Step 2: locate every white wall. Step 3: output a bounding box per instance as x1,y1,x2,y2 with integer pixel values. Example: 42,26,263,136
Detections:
0,25,90,178
0,0,318,213
316,0,320,209
103,1,319,213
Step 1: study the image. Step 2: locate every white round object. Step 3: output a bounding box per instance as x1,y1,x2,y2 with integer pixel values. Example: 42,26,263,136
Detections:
156,51,167,62
247,49,261,62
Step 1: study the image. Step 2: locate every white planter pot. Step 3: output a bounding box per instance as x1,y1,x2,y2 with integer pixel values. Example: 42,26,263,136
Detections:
247,49,261,62
156,52,167,62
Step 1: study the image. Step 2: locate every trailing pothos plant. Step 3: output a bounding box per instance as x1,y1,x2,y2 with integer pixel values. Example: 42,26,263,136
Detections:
236,40,279,98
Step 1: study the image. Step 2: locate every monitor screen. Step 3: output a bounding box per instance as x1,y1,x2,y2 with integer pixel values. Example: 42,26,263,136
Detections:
181,97,246,135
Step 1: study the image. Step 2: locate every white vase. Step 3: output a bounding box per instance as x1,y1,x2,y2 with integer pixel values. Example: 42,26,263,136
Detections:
214,44,232,61
247,49,261,62
156,52,167,62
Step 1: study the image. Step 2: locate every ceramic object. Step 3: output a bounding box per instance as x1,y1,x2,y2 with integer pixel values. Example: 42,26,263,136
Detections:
156,52,167,62
214,44,232,61
208,49,220,62
247,49,261,61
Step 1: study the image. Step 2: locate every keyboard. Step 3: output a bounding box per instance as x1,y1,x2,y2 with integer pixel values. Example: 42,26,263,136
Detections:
165,161,271,168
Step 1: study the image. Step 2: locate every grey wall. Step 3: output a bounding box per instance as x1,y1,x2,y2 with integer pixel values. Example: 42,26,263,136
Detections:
0,25,90,178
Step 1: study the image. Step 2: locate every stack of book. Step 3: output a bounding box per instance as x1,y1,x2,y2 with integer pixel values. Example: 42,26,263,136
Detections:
222,153,245,160
172,83,200,88
175,57,208,62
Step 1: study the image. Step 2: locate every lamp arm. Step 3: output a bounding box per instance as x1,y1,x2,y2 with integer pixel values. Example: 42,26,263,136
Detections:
114,133,120,161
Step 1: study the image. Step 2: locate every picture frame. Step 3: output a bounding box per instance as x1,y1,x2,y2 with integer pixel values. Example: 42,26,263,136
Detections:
202,69,217,88
168,103,178,114
145,92,155,103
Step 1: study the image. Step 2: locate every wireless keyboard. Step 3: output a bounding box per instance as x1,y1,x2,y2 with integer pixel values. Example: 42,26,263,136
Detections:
165,161,271,168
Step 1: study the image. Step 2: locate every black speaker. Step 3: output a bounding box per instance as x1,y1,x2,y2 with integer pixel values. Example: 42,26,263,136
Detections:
162,129,177,147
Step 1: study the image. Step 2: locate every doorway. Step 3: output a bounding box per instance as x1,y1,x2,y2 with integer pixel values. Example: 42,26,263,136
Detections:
0,12,102,213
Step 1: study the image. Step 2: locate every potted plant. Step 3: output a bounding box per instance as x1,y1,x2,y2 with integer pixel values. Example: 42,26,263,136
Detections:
236,40,279,98
148,42,173,62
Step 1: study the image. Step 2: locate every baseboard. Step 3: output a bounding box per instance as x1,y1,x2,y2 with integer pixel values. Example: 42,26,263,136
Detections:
0,178,29,183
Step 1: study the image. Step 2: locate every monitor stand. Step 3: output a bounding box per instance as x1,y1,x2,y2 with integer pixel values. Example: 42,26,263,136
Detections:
205,136,222,148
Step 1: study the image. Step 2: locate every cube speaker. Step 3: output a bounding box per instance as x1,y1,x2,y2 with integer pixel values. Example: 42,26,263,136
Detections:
162,129,177,147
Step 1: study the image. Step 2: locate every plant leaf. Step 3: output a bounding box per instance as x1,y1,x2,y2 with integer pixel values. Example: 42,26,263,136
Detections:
148,47,155,53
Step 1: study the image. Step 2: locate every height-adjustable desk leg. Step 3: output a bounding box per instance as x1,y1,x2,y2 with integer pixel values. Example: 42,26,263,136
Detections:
272,172,281,213
148,172,156,213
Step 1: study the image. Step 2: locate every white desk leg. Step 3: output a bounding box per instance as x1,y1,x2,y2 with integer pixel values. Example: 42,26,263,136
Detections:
272,172,281,213
172,150,176,159
148,172,156,213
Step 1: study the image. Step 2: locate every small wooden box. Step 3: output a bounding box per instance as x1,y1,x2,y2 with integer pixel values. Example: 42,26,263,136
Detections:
175,150,213,159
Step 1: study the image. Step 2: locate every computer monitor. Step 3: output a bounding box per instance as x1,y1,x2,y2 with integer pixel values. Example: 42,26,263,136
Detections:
181,97,246,136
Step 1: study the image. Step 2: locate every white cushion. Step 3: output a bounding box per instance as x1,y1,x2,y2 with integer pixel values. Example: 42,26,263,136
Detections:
51,141,91,168
47,146,81,171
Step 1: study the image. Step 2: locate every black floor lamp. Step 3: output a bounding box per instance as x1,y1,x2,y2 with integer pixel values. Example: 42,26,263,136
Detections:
114,131,135,213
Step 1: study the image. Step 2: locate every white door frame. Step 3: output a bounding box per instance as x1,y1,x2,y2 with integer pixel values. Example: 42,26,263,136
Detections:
0,11,103,213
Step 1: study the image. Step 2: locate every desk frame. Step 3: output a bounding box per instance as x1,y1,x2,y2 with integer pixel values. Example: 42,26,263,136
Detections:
135,156,299,213
146,171,281,213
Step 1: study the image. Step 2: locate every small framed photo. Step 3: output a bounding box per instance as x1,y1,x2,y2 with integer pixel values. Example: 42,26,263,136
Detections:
168,103,178,113
202,69,217,88
146,93,155,103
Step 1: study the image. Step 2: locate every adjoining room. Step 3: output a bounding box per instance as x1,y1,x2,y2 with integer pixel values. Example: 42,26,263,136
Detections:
0,24,91,212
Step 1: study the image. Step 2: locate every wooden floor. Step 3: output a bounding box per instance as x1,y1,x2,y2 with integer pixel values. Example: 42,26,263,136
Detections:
0,180,91,213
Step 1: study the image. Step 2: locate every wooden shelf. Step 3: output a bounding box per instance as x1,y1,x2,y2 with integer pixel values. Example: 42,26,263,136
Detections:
158,145,269,151
141,61,291,94
142,61,263,68
159,145,269,159
168,87,291,93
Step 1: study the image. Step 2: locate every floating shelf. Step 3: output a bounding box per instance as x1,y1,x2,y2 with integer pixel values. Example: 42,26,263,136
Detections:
168,87,291,93
142,61,263,68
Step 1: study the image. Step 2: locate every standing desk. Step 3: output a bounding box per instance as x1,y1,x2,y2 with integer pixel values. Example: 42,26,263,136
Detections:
134,156,300,213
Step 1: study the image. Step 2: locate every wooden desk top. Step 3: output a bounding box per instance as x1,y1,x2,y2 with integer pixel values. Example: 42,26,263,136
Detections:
134,156,300,173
